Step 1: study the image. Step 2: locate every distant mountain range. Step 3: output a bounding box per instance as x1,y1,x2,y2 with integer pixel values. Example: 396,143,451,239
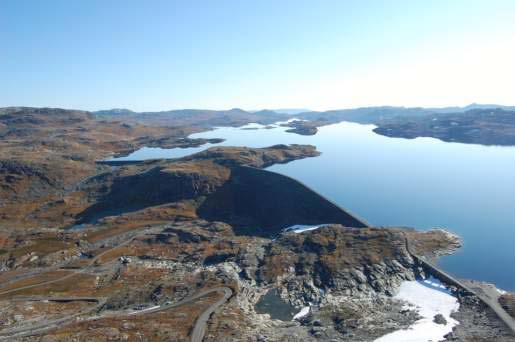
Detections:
95,103,515,125
93,108,289,128
272,108,311,115
427,103,515,113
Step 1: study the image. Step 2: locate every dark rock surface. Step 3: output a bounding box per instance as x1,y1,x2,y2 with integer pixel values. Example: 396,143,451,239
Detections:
434,313,447,325
444,294,514,341
78,144,322,225
198,167,368,236
374,108,515,146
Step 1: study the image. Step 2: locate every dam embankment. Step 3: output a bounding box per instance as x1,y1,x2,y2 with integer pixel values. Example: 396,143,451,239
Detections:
405,237,515,335
197,166,369,236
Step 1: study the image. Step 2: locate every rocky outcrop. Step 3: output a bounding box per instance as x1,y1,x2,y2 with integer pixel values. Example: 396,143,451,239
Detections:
445,295,514,341
182,144,320,168
256,226,416,298
434,313,447,325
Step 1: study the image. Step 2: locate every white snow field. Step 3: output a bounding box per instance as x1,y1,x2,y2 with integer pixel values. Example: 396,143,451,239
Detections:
374,276,460,342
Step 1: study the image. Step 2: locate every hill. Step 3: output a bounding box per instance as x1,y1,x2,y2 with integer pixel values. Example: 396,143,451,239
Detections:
373,108,515,145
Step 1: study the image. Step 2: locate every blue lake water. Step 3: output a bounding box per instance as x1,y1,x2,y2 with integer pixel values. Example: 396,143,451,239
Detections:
115,121,515,291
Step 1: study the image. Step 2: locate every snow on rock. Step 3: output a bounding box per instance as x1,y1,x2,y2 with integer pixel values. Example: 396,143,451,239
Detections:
496,287,507,295
293,306,310,320
374,276,460,342
283,224,328,234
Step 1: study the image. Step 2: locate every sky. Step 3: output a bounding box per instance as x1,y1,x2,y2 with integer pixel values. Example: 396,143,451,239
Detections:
1,0,514,111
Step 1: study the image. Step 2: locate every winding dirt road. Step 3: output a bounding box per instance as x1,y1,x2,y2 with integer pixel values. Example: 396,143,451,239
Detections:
0,288,232,340
126,286,233,342
190,287,233,342
0,297,107,339
0,231,145,297
0,228,233,341
403,234,515,335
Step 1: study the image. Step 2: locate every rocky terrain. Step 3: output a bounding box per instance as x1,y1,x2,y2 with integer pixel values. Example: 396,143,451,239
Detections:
444,294,514,341
373,108,515,145
0,106,513,341
500,293,515,318
95,104,515,145
281,120,325,136
293,105,515,146
94,108,289,128
0,107,217,231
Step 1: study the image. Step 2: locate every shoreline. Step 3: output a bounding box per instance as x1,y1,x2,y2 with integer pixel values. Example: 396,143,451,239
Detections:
403,231,515,336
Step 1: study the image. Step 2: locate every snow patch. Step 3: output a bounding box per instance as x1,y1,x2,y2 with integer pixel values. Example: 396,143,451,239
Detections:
129,305,160,315
496,287,507,295
293,306,310,320
374,276,460,342
283,224,328,234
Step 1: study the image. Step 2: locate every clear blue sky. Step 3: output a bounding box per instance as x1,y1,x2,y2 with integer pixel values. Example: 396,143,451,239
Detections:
1,0,514,111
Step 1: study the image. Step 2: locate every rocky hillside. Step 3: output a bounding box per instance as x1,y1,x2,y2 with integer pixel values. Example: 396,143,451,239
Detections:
77,144,336,235
373,108,515,145
0,107,222,230
1,106,513,341
94,108,289,128
258,226,415,295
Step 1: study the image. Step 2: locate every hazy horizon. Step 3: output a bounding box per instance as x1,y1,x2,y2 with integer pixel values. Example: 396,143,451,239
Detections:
1,0,514,111
4,102,515,114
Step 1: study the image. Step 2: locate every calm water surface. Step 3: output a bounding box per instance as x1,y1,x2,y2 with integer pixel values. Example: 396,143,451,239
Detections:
116,122,515,290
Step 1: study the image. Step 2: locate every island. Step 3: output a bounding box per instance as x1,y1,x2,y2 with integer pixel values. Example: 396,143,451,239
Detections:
373,108,515,145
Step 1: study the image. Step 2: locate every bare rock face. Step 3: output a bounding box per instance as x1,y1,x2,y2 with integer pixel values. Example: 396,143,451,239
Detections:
445,295,514,341
256,226,416,298
434,313,447,325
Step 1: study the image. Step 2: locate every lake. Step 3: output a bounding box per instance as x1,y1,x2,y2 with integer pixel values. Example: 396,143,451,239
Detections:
114,121,515,291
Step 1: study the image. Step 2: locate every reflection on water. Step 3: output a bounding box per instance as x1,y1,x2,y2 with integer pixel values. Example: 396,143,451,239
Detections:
112,121,515,290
